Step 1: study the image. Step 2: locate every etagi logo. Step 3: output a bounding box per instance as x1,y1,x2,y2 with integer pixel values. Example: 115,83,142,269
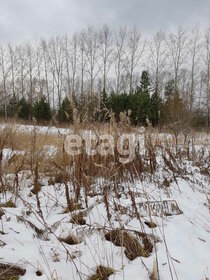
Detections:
64,131,144,164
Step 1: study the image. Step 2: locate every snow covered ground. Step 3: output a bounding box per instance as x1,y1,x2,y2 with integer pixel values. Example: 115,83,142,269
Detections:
0,123,209,145
0,125,209,280
0,123,70,135
1,169,210,279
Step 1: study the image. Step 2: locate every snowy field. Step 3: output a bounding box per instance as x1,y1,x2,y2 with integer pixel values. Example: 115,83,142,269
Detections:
0,123,70,135
0,124,209,280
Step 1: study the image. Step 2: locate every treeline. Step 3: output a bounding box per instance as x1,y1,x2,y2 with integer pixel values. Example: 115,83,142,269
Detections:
0,25,209,127
2,70,205,128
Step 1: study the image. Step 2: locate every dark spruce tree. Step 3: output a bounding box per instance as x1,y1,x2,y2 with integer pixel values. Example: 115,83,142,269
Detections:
149,91,162,127
140,70,150,94
130,89,150,125
58,97,73,123
130,71,151,125
7,96,18,118
33,97,51,123
107,92,130,122
17,98,31,120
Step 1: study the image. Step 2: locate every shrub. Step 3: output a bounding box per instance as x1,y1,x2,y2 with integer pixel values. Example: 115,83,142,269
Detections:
161,91,186,124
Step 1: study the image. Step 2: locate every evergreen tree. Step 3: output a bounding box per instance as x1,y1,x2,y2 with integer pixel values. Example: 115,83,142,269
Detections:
7,97,18,118
130,89,150,125
33,97,51,122
149,91,162,126
17,98,31,120
58,97,73,123
107,92,130,122
129,71,151,125
140,70,150,94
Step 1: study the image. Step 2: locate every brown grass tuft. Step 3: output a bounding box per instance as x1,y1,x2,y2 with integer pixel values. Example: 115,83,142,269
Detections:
105,229,153,260
88,266,114,280
0,198,16,208
59,233,81,245
0,262,26,280
70,213,86,225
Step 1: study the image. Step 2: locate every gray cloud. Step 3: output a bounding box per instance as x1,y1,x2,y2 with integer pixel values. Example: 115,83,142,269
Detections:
0,0,209,44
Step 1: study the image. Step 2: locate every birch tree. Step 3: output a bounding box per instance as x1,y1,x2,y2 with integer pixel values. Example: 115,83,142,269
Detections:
78,31,86,98
16,44,27,99
48,36,65,110
148,30,166,96
115,27,127,94
41,39,50,104
8,44,18,99
203,28,210,127
188,26,201,114
126,27,146,94
0,46,11,118
99,24,113,93
25,43,38,114
69,33,79,100
84,27,99,98
167,27,188,94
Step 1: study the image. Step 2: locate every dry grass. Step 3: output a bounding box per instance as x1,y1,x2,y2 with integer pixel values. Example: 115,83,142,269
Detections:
70,213,86,225
88,266,114,280
0,119,209,279
0,199,16,208
58,233,81,245
105,229,153,260
0,263,26,280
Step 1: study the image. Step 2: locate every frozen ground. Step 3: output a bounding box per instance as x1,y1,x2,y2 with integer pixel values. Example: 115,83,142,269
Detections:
0,123,209,145
0,123,70,135
1,168,210,279
0,125,209,280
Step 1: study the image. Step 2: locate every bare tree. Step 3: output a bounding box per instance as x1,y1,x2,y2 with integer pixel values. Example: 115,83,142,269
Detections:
64,35,71,98
36,42,44,99
188,26,201,114
78,31,86,98
25,42,38,116
48,36,65,109
8,44,18,99
148,30,166,96
41,39,50,104
115,27,127,94
84,27,100,98
16,44,28,99
126,27,146,94
99,24,113,93
203,28,210,127
167,27,189,94
69,33,79,100
0,46,11,118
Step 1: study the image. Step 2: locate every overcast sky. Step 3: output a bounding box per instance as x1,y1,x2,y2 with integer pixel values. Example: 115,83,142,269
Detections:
0,0,209,44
